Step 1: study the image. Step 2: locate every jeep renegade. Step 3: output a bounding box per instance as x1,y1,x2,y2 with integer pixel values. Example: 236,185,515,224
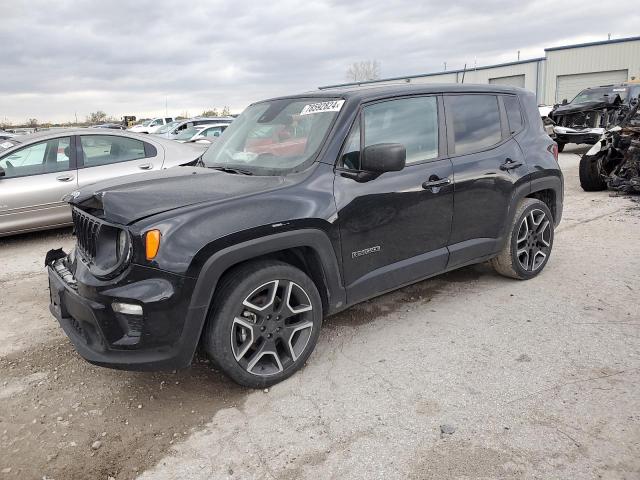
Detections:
47,84,563,388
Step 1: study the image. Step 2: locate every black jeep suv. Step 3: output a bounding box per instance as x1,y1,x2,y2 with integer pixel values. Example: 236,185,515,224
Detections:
47,84,563,388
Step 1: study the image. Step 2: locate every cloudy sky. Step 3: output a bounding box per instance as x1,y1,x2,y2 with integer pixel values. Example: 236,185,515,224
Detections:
1,0,638,124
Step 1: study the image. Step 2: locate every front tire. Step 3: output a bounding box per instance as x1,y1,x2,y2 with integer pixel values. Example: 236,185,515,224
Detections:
579,154,607,191
203,260,323,388
491,198,554,280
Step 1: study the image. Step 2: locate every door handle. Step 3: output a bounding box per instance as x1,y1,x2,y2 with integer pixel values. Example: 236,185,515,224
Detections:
56,174,74,182
138,163,153,170
500,158,523,171
422,177,451,189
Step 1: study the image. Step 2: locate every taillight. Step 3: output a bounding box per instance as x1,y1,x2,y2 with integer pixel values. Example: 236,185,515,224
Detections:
548,143,559,163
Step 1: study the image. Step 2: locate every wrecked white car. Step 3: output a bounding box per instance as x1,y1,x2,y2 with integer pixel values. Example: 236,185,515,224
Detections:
579,95,640,193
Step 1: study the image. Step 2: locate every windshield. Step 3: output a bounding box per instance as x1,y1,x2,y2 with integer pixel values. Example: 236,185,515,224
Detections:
571,86,627,104
202,97,343,175
156,121,180,134
175,126,202,140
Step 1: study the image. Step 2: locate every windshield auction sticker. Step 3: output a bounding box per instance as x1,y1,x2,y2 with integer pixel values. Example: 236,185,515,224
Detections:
300,100,345,115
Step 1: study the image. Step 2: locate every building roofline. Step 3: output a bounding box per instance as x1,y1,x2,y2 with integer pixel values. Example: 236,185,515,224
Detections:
545,35,640,52
319,57,545,90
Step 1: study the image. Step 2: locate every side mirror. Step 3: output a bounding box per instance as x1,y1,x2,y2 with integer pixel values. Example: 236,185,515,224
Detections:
562,99,568,105
360,143,406,173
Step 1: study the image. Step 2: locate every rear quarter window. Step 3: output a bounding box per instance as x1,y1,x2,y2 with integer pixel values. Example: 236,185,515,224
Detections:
446,94,502,155
503,96,524,134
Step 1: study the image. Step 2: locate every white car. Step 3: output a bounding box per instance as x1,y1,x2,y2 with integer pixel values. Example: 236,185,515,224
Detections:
128,117,175,134
0,130,17,140
175,123,230,143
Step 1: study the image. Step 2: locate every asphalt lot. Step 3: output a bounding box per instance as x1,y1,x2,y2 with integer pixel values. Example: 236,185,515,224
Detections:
0,146,639,479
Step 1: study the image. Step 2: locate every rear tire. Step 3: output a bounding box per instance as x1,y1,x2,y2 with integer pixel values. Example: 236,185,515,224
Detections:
203,260,323,388
491,198,554,280
579,154,607,191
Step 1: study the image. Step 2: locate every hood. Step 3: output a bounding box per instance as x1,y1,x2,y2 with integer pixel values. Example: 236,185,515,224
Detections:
552,98,621,116
69,166,285,225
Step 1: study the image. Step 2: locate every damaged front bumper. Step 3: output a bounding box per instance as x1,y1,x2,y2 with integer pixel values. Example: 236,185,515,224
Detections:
581,97,640,194
46,249,206,371
553,126,604,145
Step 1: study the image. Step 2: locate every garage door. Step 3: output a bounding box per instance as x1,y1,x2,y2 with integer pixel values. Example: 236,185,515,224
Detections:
556,70,628,103
489,75,525,88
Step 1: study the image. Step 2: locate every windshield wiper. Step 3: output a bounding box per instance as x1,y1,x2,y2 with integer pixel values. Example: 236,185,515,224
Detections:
209,166,254,175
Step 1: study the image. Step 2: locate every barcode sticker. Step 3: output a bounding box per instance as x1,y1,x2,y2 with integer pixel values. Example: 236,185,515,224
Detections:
300,100,345,115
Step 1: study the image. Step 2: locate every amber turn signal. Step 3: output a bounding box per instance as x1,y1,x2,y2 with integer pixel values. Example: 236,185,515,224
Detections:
145,229,161,260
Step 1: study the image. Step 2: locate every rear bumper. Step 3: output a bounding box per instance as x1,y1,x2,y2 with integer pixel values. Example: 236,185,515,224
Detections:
47,251,205,371
553,126,603,145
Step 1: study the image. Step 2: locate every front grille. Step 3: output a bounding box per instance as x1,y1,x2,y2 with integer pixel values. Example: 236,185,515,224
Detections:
561,110,601,129
72,208,102,262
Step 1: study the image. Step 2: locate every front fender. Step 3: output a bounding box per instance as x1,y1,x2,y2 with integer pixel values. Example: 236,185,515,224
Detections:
189,228,346,315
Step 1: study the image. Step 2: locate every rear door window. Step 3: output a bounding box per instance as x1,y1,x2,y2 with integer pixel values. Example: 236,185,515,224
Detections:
203,127,224,138
446,95,502,155
80,135,147,167
0,137,71,178
363,96,439,165
503,96,524,134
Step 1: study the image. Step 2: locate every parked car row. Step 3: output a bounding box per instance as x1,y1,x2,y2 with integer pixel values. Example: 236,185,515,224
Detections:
127,116,235,137
151,117,234,143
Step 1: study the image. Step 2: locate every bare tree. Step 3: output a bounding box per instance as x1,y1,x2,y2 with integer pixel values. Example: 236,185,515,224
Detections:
201,108,220,117
220,106,231,116
27,118,38,128
87,111,108,124
346,60,381,82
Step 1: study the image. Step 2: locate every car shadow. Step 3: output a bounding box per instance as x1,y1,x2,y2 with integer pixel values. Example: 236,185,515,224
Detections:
326,263,493,328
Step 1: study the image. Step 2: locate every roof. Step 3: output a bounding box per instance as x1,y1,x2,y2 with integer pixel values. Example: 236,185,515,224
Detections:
0,128,187,154
545,35,640,52
319,58,545,90
268,83,526,104
6,128,156,143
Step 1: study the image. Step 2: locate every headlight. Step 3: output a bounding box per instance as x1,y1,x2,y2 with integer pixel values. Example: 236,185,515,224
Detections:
89,226,131,278
117,229,129,260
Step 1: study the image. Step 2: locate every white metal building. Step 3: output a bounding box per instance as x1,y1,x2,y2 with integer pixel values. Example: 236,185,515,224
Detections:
319,36,640,106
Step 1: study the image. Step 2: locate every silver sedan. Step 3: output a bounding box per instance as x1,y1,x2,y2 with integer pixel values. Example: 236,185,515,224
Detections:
0,129,205,236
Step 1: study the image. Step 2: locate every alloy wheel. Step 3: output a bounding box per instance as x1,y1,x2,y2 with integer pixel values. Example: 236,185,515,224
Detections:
230,280,314,376
516,208,551,272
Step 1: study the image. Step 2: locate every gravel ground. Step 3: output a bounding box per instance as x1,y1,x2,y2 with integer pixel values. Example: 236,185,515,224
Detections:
0,147,638,479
